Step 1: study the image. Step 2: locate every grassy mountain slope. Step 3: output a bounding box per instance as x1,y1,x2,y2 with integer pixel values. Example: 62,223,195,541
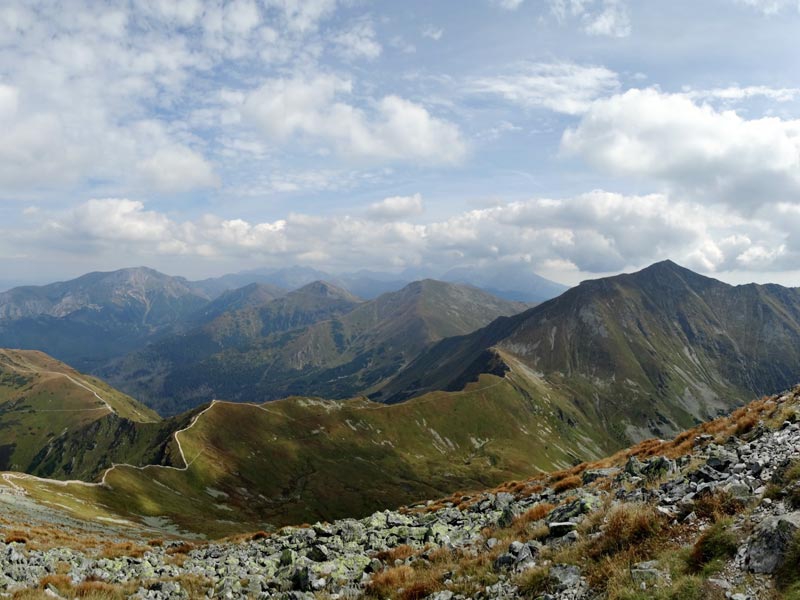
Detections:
381,261,800,443
111,280,527,415
0,349,171,477
187,282,286,323
104,281,363,414
4,368,608,537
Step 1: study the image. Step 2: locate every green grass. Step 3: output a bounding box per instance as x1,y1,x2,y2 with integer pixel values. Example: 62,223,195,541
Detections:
0,349,160,476
9,372,609,537
687,519,739,574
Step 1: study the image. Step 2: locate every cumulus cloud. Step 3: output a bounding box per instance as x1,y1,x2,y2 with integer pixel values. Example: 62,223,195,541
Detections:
243,73,467,164
66,199,173,243
562,88,800,211
366,194,424,221
18,190,795,276
469,61,620,115
0,0,356,197
263,0,337,32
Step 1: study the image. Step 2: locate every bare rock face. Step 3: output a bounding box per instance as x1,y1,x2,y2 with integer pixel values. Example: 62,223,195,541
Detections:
745,512,800,574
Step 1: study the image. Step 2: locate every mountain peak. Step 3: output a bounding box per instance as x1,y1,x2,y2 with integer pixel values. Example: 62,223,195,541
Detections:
626,259,724,291
293,280,361,302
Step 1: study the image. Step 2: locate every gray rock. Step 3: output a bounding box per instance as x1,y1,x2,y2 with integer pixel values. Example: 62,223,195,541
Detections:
745,512,800,573
582,467,620,484
549,564,582,590
548,522,578,537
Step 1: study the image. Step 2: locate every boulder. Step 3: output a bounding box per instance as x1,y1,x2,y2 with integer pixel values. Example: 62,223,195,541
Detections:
582,467,620,484
548,522,578,538
745,512,800,574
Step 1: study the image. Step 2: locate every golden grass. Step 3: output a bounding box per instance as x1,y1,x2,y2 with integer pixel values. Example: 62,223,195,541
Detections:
165,542,195,556
374,544,416,564
552,475,582,493
692,490,746,523
515,502,557,527
99,542,149,559
4,532,28,544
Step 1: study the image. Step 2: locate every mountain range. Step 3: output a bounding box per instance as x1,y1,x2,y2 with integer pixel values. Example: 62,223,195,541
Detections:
0,264,565,374
2,259,800,539
102,279,528,415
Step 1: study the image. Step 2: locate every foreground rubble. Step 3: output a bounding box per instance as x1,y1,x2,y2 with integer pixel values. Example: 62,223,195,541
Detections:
3,388,800,599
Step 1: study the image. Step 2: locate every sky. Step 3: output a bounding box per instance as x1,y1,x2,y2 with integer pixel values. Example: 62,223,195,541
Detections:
2,0,800,287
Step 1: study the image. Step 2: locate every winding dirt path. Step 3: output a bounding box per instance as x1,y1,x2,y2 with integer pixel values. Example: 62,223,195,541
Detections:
1,400,218,494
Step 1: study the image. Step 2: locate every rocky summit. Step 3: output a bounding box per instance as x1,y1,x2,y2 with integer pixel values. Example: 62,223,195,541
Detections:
2,387,800,599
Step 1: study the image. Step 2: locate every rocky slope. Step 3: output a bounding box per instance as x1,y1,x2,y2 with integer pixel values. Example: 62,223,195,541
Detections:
2,386,800,598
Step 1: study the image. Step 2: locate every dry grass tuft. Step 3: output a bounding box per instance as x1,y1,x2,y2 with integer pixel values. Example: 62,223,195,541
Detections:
588,503,664,559
375,544,416,564
366,565,415,596
4,533,28,544
552,475,582,494
99,542,148,559
75,580,125,598
515,502,556,527
166,542,195,556
693,490,746,523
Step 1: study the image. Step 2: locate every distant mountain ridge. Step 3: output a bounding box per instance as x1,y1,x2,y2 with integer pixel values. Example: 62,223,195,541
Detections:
0,268,212,371
0,347,607,536
104,279,528,414
196,264,567,302
0,264,564,373
0,267,208,321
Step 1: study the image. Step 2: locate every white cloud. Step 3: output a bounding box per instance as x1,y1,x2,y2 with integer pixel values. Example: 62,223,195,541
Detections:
562,88,800,211
367,194,424,221
684,85,800,103
137,146,220,193
469,61,620,115
66,199,173,243
332,20,382,60
22,190,795,276
243,73,467,164
549,0,631,37
0,0,353,197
